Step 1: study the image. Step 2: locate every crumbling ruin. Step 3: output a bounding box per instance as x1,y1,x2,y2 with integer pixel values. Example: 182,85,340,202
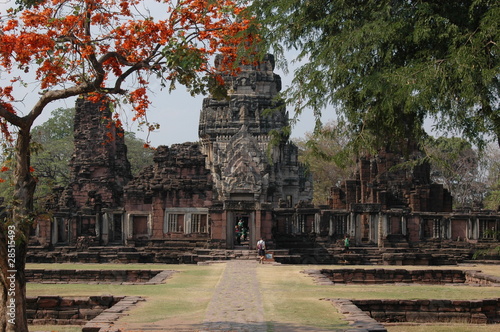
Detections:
29,54,500,264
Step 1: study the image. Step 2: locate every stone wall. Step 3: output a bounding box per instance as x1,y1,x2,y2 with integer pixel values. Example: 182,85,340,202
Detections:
27,296,123,325
321,268,468,284
466,270,500,286
124,143,213,241
26,269,162,283
352,298,500,324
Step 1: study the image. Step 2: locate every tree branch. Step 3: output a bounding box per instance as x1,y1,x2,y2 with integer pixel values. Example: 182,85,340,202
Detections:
0,104,24,128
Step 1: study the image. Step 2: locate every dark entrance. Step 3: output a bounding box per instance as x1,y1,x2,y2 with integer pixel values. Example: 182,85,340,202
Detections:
235,214,250,247
56,217,68,244
110,213,123,244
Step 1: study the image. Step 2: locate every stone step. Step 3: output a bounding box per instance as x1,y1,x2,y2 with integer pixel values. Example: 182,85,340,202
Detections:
196,255,233,262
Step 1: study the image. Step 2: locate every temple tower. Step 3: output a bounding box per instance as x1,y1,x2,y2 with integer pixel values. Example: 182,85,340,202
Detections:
199,54,312,246
50,96,132,245
199,54,311,205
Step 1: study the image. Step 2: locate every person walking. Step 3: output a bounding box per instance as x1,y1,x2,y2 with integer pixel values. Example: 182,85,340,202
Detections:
257,238,266,264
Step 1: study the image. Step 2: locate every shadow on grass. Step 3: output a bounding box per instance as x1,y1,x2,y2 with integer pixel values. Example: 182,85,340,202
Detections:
112,320,350,331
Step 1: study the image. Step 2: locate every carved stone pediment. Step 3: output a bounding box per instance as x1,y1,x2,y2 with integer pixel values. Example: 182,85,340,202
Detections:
218,126,269,199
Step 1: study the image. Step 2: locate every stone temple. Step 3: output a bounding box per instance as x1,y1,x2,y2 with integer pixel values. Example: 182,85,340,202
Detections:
30,54,500,264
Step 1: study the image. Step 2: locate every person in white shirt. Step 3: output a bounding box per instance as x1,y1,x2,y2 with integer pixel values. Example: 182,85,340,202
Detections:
257,238,266,264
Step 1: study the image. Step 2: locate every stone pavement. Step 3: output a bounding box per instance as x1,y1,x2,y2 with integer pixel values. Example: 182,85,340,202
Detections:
201,260,267,331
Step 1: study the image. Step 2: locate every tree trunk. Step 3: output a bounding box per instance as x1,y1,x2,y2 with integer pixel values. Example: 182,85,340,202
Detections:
0,127,36,332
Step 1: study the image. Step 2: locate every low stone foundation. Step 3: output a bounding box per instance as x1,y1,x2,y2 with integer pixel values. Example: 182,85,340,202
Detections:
466,270,500,286
26,269,175,284
352,298,500,324
27,296,123,325
82,296,145,332
307,269,500,330
319,268,500,285
28,295,145,331
327,298,387,331
327,298,500,331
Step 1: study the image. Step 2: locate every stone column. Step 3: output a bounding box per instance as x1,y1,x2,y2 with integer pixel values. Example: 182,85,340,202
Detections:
402,215,407,236
226,211,234,249
51,218,58,245
378,213,384,248
101,213,109,245
253,212,259,250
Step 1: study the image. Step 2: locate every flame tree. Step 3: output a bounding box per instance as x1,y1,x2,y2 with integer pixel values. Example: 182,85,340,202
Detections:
0,0,255,330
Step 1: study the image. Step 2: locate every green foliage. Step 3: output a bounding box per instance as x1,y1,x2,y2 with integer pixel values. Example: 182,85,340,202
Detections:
251,0,500,151
29,108,75,208
295,122,357,204
473,245,500,260
14,0,44,10
0,146,15,201
32,107,75,142
124,132,153,176
484,190,500,210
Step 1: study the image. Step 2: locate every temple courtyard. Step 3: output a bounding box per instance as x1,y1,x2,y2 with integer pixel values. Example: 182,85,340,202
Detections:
24,52,500,332
27,259,500,332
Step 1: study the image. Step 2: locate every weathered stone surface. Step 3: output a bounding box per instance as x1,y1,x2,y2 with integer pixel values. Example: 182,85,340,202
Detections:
27,295,124,326
26,51,500,265
320,268,471,284
344,298,500,324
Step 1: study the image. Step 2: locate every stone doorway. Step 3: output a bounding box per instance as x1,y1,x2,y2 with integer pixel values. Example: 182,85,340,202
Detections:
227,211,255,249
109,213,124,244
53,217,69,244
235,214,251,248
125,213,152,243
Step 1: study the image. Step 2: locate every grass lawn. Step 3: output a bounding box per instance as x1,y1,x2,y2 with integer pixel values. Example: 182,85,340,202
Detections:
27,263,500,331
28,263,223,331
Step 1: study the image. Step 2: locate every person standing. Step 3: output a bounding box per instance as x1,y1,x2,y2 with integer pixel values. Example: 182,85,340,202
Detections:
257,238,266,264
235,224,241,245
343,234,350,253
237,219,244,242
242,226,248,241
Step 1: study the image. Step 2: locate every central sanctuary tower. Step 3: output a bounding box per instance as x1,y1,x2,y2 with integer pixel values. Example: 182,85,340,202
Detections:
199,54,311,204
198,54,312,246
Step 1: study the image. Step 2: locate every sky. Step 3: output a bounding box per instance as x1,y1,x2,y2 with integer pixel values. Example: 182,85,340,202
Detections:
27,60,328,148
122,67,329,147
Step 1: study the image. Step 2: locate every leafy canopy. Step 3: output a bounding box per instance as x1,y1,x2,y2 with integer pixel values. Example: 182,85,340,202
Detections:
295,121,356,204
250,0,499,151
